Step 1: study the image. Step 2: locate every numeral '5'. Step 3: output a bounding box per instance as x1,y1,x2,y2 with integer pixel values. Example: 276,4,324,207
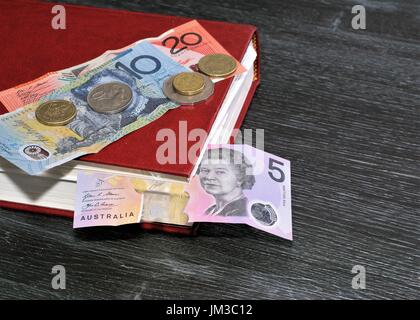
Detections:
268,158,285,183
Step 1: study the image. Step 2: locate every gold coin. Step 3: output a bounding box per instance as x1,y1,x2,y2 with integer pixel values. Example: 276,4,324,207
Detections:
198,53,238,77
35,100,77,126
172,72,205,96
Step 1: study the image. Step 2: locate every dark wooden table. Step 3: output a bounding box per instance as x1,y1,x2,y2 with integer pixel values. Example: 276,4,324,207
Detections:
0,0,419,300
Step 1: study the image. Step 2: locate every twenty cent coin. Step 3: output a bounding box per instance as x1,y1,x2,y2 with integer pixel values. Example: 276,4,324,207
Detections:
163,73,214,105
35,100,77,126
198,53,238,77
87,82,133,114
172,72,205,96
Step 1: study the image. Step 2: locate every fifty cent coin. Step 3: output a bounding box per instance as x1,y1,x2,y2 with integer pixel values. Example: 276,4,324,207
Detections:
87,82,133,114
35,100,77,126
198,53,238,77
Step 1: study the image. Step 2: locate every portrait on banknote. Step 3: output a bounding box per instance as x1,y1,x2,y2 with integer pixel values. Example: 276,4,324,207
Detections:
197,147,256,217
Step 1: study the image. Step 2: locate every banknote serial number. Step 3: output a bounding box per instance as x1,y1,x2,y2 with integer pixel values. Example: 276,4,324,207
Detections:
166,304,253,317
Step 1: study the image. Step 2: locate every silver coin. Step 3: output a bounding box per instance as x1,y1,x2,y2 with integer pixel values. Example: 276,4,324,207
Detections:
87,82,133,114
163,73,214,105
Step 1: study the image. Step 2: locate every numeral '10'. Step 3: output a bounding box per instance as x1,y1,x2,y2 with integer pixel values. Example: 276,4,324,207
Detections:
116,55,162,80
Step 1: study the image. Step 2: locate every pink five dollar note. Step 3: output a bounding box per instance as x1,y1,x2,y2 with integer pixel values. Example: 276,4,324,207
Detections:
185,144,293,240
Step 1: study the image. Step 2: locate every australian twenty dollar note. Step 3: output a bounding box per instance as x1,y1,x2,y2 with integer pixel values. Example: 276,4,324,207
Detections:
0,41,188,175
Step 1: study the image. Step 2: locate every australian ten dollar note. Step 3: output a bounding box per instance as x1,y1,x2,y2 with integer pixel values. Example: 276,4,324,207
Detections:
0,41,188,175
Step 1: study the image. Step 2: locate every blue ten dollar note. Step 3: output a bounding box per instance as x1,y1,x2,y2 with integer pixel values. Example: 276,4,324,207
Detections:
0,41,188,175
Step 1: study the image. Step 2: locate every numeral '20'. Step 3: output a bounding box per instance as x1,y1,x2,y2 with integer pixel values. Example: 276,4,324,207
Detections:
162,32,202,54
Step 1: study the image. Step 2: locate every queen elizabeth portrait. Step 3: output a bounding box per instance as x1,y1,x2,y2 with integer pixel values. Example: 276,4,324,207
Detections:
197,147,256,217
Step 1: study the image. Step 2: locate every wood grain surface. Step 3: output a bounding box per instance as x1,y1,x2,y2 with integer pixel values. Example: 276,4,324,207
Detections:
0,0,419,299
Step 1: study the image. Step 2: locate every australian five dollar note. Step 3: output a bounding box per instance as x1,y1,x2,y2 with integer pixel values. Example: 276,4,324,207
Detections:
0,41,188,175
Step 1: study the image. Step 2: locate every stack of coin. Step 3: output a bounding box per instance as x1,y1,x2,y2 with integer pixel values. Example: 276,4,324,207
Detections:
163,72,214,105
35,100,77,126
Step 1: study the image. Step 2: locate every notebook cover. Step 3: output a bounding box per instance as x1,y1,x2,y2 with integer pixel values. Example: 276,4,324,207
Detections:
0,0,261,234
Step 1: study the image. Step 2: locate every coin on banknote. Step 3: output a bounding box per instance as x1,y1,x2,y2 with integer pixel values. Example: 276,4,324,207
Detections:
172,72,205,96
198,53,238,77
163,72,214,105
87,82,133,114
35,100,77,126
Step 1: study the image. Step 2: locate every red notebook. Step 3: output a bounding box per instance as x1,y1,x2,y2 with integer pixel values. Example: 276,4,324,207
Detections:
0,0,260,234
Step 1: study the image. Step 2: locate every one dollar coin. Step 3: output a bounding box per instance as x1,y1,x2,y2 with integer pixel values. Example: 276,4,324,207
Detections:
198,53,238,77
